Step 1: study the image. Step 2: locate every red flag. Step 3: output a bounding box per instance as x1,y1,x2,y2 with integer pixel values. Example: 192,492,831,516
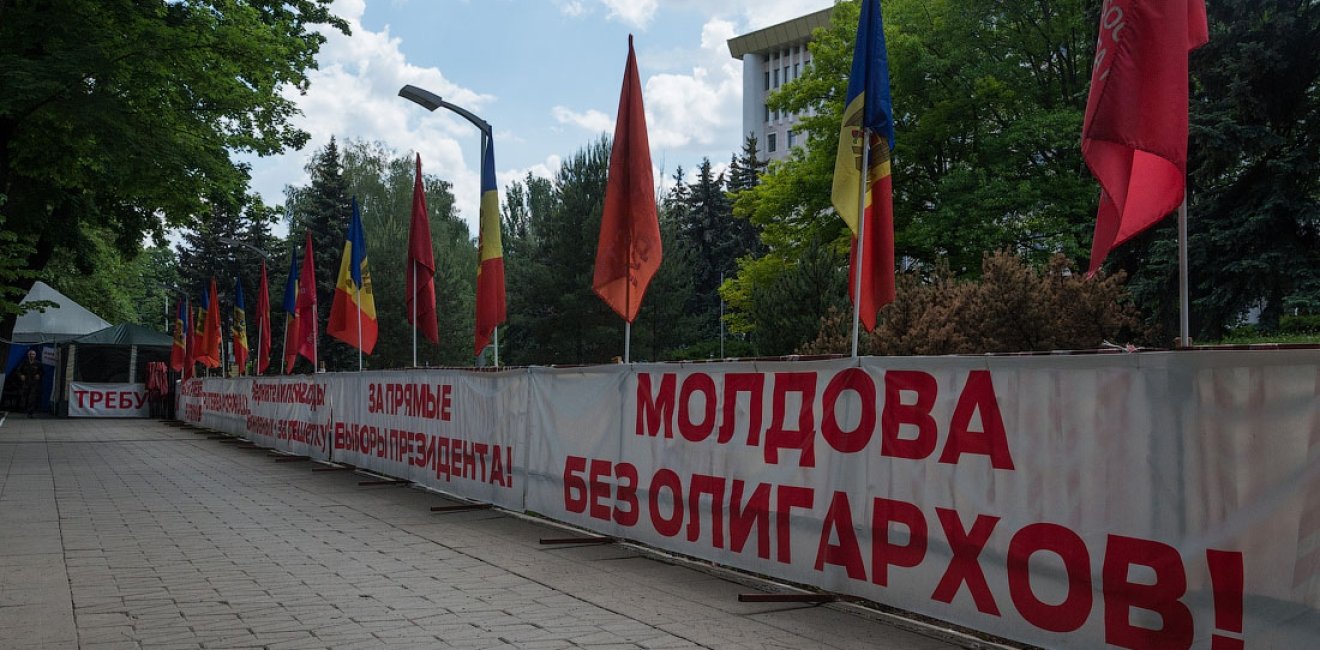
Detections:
256,261,272,375
1083,0,1209,274
296,231,318,367
407,153,439,344
593,35,661,323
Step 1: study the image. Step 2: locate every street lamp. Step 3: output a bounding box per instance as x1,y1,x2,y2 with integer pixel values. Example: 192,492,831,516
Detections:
398,85,492,137
399,83,501,366
216,237,271,260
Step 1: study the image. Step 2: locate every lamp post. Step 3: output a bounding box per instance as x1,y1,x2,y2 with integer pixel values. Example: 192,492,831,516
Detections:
398,84,500,366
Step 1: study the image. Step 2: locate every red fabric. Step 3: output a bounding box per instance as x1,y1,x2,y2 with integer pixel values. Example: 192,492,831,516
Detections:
407,154,439,345
296,232,318,367
475,257,505,354
592,35,662,324
256,261,272,375
201,277,221,368
850,173,895,331
1084,0,1209,274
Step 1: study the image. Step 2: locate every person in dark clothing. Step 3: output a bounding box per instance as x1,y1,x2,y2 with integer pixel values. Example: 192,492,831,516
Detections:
16,349,43,417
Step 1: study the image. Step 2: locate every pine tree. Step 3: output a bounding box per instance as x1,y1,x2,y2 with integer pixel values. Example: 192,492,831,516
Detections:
727,134,767,193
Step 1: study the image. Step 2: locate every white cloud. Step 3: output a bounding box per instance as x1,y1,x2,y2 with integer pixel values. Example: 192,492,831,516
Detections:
600,0,659,28
558,0,586,17
552,106,615,134
242,0,491,238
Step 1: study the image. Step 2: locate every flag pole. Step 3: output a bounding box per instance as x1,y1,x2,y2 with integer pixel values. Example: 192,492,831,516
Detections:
494,326,500,367
357,295,363,371
1178,197,1190,346
412,264,418,367
624,261,632,364
850,127,871,358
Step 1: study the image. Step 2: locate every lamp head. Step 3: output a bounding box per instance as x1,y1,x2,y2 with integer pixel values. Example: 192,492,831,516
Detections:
399,84,443,112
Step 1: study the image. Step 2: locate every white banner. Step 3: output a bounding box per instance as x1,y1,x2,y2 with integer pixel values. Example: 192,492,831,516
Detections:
178,376,333,460
69,382,151,417
328,369,529,510
180,352,1320,648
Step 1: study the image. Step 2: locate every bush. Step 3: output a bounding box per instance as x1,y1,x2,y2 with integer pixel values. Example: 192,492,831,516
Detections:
1280,314,1320,334
802,251,1151,355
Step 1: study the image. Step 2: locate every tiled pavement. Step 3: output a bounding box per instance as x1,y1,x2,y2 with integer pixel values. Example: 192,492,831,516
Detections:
0,415,963,650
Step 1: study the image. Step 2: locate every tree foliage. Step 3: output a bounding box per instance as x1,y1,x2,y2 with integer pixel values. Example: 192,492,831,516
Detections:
0,0,348,327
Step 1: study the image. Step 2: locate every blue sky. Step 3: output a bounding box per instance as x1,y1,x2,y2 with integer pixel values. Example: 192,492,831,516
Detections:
242,0,834,237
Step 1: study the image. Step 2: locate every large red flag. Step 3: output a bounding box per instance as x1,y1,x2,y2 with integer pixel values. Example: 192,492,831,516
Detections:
593,35,661,323
1084,0,1209,274
256,260,272,375
296,231,318,367
407,154,439,345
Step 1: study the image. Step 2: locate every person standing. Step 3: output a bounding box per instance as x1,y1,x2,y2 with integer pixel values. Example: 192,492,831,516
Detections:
16,348,43,418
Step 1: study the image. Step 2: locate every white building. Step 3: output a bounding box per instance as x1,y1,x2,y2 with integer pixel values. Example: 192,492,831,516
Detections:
726,7,833,162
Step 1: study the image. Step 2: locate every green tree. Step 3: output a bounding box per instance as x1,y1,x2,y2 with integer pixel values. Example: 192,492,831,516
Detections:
0,0,348,334
502,137,627,365
727,0,1100,349
674,159,760,345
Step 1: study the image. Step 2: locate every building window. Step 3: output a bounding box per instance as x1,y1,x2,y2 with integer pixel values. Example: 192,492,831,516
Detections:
763,70,769,90
773,69,779,88
764,104,770,122
787,130,796,148
767,132,777,153
794,63,800,79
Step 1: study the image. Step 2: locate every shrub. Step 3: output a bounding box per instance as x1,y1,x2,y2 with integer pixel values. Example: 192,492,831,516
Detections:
802,251,1150,355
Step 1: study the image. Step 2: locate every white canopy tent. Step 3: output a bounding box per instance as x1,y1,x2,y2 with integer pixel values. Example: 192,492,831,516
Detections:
4,282,111,413
10,281,111,344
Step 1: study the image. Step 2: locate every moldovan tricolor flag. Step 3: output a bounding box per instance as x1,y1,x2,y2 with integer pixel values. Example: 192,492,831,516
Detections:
830,0,896,332
282,245,300,374
296,232,318,367
593,35,661,323
407,154,439,345
194,283,219,369
256,261,272,375
171,298,188,374
232,276,249,375
1083,0,1209,274
474,137,506,355
328,197,378,354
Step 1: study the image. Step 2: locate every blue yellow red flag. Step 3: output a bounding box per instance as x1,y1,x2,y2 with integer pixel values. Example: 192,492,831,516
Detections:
328,197,378,354
475,136,506,355
171,299,188,373
830,0,896,331
232,276,249,375
282,245,300,373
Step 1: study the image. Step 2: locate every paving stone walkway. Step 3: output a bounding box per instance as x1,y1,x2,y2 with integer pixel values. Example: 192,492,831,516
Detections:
0,415,961,650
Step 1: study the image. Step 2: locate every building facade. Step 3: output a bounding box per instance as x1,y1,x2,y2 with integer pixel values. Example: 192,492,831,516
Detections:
726,7,833,162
